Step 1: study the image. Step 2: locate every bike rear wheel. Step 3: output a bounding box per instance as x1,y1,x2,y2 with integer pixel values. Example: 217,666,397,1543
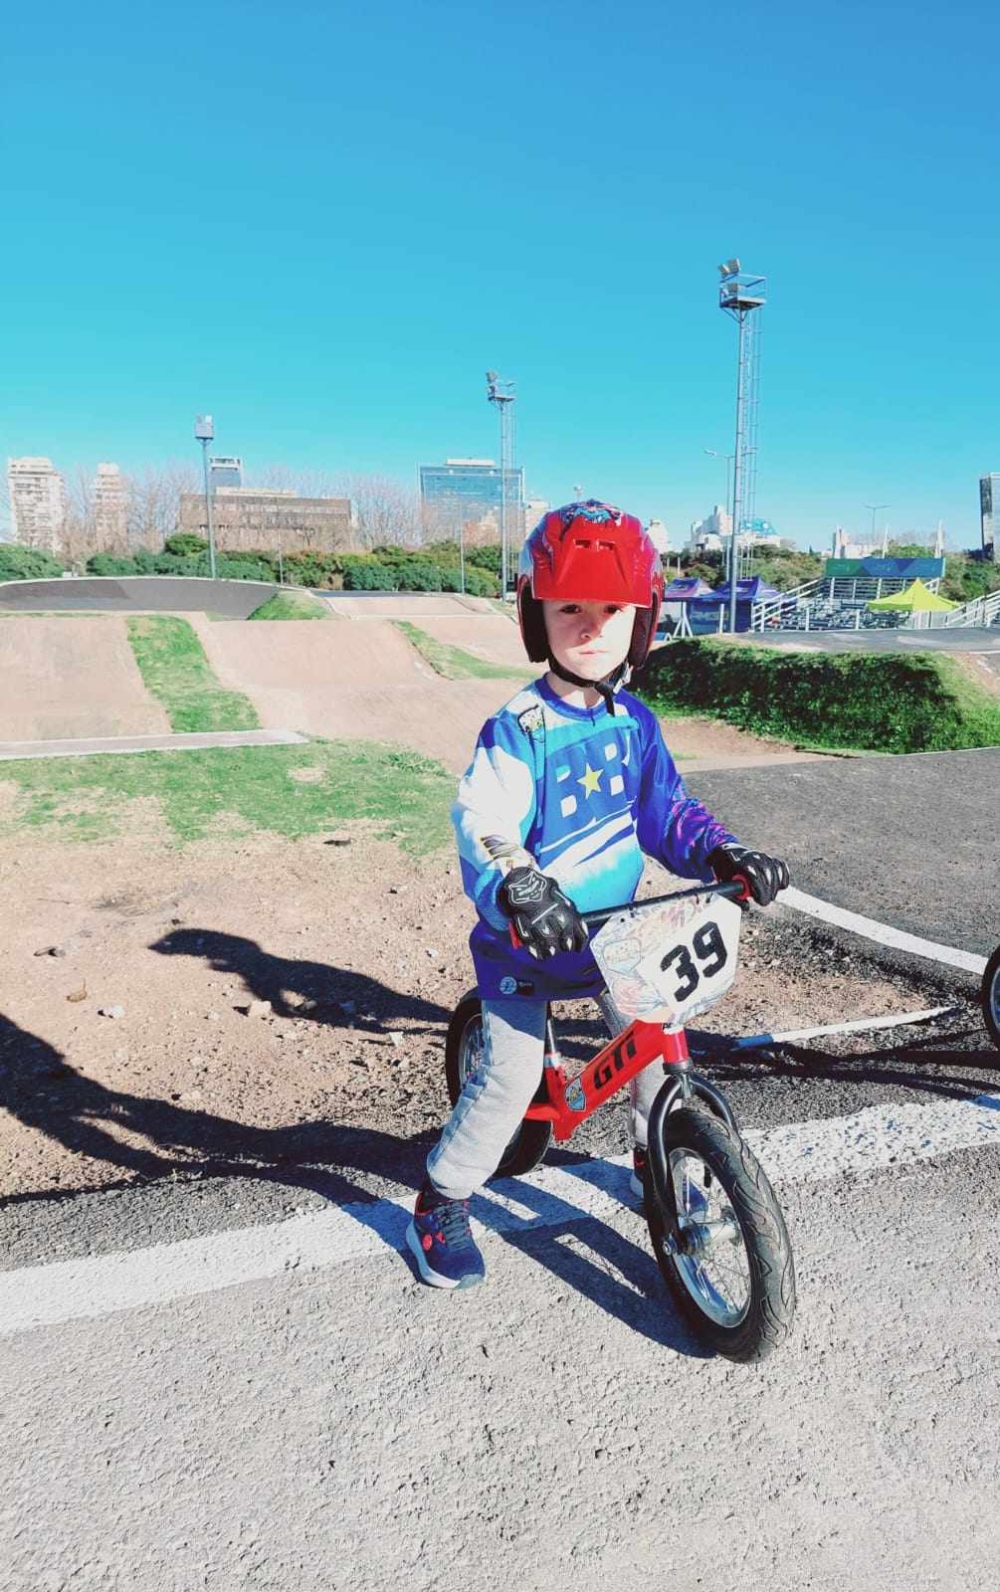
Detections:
444,996,552,1179
983,945,1000,1051
645,1105,795,1362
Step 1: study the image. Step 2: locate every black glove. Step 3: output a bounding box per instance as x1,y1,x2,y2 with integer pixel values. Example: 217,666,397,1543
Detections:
708,844,789,908
497,867,589,959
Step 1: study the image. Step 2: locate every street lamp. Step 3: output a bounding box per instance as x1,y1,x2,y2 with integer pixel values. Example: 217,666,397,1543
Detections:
865,503,889,555
194,415,218,580
704,448,736,593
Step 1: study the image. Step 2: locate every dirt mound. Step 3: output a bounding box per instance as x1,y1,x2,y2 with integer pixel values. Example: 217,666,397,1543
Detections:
413,614,529,669
0,617,169,741
190,616,513,771
323,593,494,619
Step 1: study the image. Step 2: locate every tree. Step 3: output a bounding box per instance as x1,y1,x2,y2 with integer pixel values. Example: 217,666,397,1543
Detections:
126,462,198,551
334,472,421,549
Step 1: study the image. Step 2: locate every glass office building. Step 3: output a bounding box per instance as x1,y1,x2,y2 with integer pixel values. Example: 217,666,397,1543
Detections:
419,458,525,536
979,474,998,556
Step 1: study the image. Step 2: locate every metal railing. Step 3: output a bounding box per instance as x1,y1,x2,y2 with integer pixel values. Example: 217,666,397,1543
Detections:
941,589,1000,628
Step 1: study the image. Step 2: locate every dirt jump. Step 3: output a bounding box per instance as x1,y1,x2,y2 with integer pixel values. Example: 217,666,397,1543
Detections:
0,617,170,741
190,615,518,772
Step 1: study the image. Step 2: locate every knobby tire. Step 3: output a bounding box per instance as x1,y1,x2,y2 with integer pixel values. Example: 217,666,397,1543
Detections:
646,1105,796,1363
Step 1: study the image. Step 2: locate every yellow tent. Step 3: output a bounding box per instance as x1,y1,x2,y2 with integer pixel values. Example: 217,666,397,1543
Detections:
867,579,957,612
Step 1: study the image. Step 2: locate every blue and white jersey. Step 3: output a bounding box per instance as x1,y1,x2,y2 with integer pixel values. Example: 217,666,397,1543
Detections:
452,674,737,1000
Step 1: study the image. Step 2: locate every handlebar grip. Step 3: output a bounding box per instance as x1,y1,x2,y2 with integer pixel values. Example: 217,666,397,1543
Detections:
580,878,748,929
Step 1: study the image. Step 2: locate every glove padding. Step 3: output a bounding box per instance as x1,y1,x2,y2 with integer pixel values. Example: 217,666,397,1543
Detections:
708,844,789,908
497,866,589,959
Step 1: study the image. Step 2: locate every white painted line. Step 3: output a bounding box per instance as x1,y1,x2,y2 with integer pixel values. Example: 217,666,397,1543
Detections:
2,1091,1000,1337
782,886,988,977
733,1003,960,1048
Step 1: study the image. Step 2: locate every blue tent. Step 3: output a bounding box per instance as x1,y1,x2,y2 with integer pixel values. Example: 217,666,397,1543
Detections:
696,576,781,605
662,576,714,602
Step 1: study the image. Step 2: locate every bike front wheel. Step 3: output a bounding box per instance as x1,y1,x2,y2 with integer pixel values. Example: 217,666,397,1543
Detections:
444,996,552,1179
645,1105,795,1363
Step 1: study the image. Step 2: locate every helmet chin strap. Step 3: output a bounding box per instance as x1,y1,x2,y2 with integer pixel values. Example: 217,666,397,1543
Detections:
547,657,630,715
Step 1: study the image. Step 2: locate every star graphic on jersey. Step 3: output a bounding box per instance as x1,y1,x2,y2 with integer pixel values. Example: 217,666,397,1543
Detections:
578,763,602,798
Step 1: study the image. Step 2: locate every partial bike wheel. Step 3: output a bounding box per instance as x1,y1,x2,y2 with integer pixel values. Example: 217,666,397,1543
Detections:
645,1105,795,1363
983,945,1000,1051
444,995,552,1179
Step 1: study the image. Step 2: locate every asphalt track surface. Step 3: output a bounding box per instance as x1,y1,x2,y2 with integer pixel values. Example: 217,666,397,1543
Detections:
687,748,998,960
0,576,277,616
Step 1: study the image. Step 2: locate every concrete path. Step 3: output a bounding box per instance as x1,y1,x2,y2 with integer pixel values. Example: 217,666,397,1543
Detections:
3,1102,999,1591
0,728,308,761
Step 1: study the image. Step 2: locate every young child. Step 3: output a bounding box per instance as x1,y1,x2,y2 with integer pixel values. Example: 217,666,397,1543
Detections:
407,501,789,1288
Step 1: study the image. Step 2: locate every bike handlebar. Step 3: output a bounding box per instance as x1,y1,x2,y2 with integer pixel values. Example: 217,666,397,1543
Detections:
580,878,750,930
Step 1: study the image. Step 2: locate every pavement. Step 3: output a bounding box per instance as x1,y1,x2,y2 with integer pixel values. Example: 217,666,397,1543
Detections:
0,729,308,761
686,747,1000,959
3,1088,1000,1591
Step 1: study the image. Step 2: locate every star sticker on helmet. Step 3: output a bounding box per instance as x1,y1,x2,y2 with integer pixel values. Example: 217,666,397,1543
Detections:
578,763,602,797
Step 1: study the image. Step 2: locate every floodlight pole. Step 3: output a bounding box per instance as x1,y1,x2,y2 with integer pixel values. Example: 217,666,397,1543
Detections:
194,414,218,580
718,261,766,635
486,370,516,599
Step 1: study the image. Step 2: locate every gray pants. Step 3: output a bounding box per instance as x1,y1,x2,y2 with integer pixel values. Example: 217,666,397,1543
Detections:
427,996,665,1202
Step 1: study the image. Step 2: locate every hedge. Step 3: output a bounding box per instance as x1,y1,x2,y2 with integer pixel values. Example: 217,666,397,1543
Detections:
637,638,1000,753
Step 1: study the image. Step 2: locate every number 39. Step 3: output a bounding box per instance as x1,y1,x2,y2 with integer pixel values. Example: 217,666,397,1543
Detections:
660,920,728,1002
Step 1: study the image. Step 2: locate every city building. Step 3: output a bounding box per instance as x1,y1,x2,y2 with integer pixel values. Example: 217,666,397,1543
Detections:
523,496,549,533
179,486,351,553
93,462,128,553
686,504,731,554
419,458,525,540
832,527,879,560
646,518,672,556
979,474,998,557
6,457,66,551
210,456,243,490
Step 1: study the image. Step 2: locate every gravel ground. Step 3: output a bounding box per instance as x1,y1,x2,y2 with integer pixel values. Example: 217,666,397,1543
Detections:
0,824,983,1208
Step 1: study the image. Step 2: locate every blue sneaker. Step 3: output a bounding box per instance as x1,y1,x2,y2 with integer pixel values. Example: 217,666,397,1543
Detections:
406,1182,486,1289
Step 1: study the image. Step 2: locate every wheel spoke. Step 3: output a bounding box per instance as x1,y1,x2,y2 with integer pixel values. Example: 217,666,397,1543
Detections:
669,1147,751,1327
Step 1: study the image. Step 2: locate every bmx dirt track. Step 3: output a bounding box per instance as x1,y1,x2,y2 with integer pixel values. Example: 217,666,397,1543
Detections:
0,617,169,741
189,615,525,771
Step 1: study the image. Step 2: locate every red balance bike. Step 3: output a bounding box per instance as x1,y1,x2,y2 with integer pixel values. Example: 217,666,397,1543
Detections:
445,881,796,1363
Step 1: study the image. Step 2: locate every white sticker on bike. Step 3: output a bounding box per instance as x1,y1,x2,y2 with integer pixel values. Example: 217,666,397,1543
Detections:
591,892,742,1025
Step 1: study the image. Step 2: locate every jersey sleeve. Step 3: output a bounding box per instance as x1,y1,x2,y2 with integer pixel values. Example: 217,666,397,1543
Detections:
451,712,538,931
633,700,737,878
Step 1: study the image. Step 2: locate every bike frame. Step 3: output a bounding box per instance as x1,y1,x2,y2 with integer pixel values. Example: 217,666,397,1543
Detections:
524,1018,691,1141
521,881,747,1143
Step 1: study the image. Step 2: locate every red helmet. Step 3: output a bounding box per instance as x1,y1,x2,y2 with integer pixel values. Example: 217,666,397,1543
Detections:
516,500,663,666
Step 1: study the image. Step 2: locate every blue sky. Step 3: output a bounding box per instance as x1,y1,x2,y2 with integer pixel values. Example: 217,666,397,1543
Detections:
2,0,998,549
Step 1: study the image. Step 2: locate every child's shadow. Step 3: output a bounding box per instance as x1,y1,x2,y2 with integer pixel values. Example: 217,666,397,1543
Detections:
150,927,449,1031
468,1163,711,1358
0,1011,430,1210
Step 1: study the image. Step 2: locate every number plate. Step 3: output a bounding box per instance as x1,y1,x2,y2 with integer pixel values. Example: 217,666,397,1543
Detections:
591,892,742,1025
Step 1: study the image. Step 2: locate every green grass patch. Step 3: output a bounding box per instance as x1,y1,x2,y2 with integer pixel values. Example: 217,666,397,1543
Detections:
247,590,332,621
0,740,454,851
396,621,535,681
637,639,1000,753
126,615,260,732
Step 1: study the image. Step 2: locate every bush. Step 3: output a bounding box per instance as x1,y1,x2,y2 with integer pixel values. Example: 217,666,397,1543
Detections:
0,545,65,581
462,566,499,597
282,551,343,588
164,533,209,557
86,553,138,576
341,556,395,591
638,638,1000,753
